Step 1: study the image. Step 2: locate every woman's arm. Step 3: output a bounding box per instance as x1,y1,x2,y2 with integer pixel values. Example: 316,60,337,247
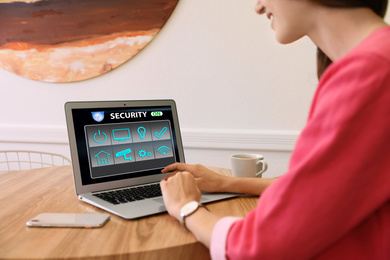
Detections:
162,163,277,196
223,176,277,195
160,164,277,250
160,171,223,248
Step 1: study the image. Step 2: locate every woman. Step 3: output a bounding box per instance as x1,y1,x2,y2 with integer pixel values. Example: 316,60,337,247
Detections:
160,0,390,259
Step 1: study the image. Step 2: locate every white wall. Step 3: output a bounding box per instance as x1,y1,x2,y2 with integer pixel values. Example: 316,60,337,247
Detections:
2,0,388,177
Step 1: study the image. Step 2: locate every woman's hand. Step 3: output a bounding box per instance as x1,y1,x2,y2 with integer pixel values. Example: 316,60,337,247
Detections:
163,163,277,196
160,171,201,220
162,163,229,193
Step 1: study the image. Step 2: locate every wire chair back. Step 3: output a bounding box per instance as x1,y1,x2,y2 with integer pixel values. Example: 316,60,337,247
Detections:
0,150,71,173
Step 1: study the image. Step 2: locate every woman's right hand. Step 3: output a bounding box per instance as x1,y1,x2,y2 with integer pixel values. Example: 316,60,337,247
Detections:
162,163,229,193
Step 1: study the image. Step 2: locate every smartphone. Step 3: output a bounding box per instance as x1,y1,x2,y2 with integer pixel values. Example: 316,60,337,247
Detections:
26,213,110,228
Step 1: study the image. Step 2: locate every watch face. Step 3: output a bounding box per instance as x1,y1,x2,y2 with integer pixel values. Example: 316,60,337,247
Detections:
181,201,199,216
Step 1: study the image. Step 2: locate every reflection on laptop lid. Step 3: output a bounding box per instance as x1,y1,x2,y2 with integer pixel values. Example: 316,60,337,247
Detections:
65,100,236,219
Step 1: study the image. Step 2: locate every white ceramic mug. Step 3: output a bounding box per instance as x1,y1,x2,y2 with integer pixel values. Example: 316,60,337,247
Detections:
231,154,268,178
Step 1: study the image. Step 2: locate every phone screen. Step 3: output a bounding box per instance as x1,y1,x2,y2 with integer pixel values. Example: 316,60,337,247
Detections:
26,213,110,228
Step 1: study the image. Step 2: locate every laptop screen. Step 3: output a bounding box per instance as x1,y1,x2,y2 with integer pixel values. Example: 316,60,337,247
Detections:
66,100,184,187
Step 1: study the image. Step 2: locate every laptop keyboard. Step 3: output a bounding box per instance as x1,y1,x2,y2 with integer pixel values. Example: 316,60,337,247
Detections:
93,183,162,205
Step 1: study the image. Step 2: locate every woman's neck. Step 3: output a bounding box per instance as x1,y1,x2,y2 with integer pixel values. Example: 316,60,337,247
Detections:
308,7,388,61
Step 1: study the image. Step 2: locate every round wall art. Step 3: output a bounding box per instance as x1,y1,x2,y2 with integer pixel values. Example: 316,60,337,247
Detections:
0,0,179,82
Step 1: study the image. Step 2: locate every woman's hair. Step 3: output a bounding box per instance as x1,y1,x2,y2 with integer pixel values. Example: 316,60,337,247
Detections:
314,0,388,79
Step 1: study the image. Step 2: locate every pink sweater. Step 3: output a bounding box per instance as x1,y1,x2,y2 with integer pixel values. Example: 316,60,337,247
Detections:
211,26,390,259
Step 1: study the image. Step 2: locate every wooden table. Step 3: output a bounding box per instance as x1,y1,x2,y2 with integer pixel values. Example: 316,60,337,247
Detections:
0,166,258,259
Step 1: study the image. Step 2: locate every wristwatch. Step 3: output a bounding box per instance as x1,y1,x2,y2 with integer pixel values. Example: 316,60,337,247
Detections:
179,201,208,229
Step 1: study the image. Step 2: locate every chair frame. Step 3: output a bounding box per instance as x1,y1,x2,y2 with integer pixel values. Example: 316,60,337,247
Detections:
0,150,71,173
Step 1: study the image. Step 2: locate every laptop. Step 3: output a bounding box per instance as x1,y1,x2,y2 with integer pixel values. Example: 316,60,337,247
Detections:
65,100,237,219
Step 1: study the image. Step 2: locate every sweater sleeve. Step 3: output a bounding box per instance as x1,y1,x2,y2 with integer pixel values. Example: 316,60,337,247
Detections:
224,54,390,259
210,217,242,260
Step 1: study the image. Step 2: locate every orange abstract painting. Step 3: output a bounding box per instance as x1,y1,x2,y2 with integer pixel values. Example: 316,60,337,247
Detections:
0,0,178,82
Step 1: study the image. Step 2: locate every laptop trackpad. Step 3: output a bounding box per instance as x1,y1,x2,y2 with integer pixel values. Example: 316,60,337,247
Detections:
153,193,238,205
153,197,165,204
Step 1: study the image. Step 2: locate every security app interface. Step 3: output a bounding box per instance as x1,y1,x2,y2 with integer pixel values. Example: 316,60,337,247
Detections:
73,106,178,184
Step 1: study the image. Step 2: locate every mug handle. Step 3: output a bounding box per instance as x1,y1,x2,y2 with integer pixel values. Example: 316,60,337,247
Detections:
255,160,268,177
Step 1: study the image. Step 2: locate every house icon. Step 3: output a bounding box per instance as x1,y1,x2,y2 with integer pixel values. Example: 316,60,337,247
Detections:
95,151,111,165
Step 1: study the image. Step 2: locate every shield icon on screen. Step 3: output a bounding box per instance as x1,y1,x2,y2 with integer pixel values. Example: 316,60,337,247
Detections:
91,111,104,122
